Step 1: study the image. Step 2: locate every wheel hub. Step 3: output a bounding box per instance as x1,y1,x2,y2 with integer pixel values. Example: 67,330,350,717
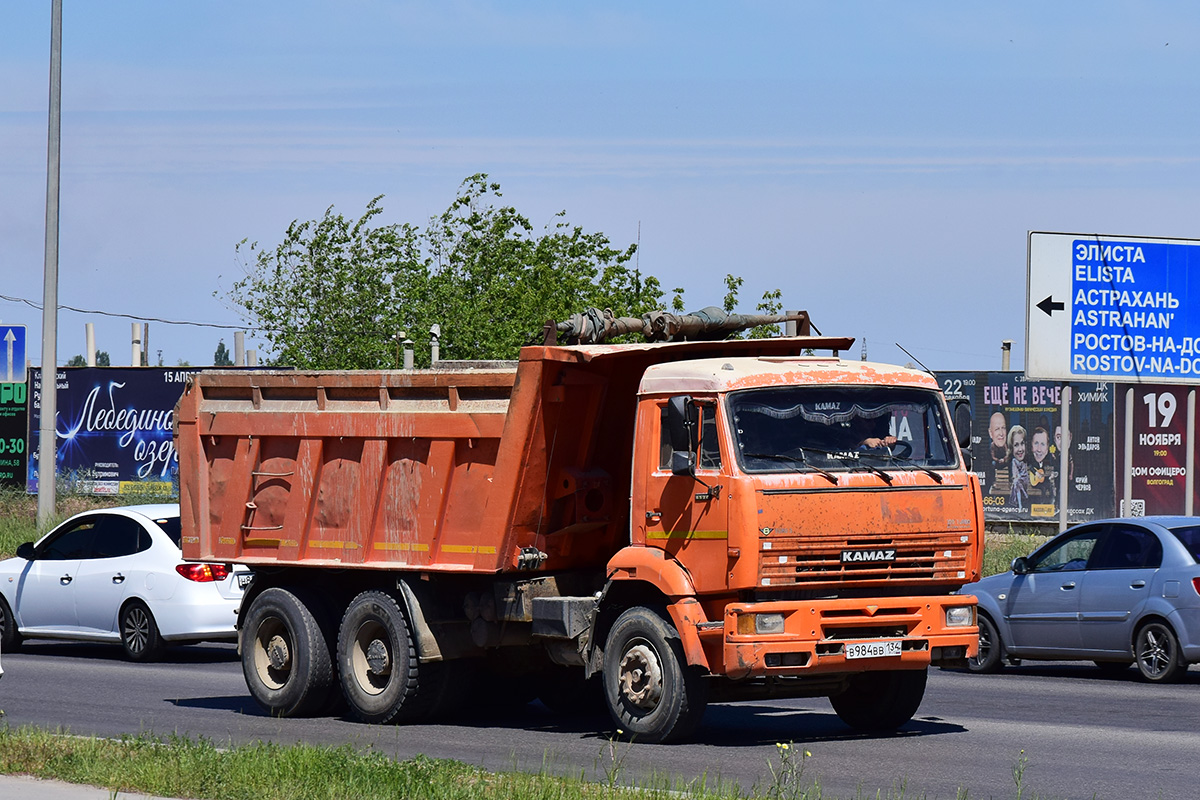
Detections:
365,638,391,675
619,644,663,709
266,634,291,671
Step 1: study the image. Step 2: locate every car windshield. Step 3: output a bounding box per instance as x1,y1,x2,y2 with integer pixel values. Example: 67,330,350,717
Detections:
728,385,957,473
154,516,183,548
1169,524,1200,562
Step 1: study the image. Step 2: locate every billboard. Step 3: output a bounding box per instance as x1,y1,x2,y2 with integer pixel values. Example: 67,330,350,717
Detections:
1114,385,1197,517
27,367,239,496
940,372,1116,523
0,379,28,489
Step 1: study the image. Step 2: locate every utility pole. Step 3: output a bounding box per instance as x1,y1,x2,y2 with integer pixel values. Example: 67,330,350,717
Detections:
1001,340,1012,371
37,0,63,529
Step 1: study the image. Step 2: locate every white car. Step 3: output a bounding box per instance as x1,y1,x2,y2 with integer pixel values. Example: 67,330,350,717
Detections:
0,504,250,661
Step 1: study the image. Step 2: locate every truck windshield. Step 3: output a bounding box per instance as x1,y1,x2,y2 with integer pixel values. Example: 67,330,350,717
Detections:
728,386,957,474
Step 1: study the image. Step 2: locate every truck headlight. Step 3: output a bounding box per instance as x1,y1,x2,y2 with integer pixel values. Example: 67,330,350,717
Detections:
736,612,786,635
945,605,975,627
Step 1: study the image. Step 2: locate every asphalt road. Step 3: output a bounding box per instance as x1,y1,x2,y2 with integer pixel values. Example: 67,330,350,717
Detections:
2,641,1198,800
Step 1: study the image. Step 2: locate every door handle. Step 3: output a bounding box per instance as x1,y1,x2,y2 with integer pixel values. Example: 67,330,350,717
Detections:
59,575,73,585
1060,581,1076,590
1130,580,1146,589
645,511,662,523
112,573,126,584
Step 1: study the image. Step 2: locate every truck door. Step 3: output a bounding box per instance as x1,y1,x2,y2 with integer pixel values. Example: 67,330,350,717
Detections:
643,398,730,590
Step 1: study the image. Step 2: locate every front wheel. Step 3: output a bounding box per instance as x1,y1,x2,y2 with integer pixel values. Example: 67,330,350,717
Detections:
1135,621,1185,683
121,601,164,662
241,587,335,716
602,606,708,744
830,668,927,732
967,615,1004,673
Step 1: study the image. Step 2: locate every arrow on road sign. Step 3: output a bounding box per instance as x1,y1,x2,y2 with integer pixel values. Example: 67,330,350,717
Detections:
3,328,14,382
1036,295,1065,317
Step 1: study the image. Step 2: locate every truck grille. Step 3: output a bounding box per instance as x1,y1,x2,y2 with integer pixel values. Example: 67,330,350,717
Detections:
759,531,970,588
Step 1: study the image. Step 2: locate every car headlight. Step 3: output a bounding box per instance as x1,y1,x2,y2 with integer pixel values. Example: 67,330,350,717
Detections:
945,605,975,627
737,612,786,635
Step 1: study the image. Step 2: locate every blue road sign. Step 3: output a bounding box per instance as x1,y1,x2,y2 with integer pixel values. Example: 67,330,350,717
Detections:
1028,232,1200,384
0,325,27,385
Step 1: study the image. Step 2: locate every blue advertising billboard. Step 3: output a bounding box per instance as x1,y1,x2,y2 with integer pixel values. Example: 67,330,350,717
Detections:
940,371,1116,524
27,367,268,496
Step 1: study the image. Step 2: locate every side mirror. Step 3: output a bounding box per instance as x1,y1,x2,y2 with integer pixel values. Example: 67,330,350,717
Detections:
16,542,35,560
1011,556,1030,575
666,396,698,477
953,401,972,449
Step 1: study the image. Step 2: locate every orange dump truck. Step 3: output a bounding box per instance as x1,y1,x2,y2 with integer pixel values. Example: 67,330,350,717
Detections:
176,334,982,742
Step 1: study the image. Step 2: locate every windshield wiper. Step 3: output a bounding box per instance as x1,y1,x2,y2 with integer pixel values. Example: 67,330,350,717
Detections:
800,447,892,485
743,450,839,485
881,452,944,483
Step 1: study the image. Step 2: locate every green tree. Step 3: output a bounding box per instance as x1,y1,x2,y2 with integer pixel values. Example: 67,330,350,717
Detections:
214,339,234,366
66,352,110,366
225,176,665,368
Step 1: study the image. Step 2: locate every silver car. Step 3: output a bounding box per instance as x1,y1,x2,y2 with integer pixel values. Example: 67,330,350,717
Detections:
0,504,250,661
965,516,1200,681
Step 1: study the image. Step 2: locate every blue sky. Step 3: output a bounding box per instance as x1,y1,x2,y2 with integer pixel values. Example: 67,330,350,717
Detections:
3,2,1200,370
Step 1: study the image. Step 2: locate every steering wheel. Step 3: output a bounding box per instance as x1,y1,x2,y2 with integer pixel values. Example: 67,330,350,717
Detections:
888,440,913,459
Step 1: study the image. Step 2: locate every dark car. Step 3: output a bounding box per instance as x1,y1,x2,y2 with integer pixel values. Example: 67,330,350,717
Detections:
964,516,1200,682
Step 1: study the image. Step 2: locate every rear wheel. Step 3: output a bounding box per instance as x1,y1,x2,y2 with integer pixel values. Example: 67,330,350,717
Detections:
830,668,928,732
241,587,335,716
967,615,1004,673
337,590,444,724
602,606,708,743
1134,621,1185,683
0,594,22,652
120,601,164,662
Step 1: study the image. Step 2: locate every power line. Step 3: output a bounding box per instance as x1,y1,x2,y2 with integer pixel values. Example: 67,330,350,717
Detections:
0,292,258,331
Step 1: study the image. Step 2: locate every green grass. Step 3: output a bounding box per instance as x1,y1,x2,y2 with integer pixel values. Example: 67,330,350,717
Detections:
0,486,174,558
0,726,1073,800
981,528,1053,577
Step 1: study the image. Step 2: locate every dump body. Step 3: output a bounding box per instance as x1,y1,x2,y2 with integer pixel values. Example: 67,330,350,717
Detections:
176,335,982,741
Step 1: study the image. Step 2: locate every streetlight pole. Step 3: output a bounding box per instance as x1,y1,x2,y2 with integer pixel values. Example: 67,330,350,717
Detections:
37,0,63,529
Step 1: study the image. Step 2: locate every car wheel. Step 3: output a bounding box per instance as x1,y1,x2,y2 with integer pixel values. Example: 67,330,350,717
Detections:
967,614,1004,673
0,594,22,652
241,587,335,717
1135,621,1185,683
602,606,709,743
830,668,928,732
121,601,165,662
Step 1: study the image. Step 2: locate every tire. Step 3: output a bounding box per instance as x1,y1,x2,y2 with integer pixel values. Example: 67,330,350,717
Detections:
337,590,441,724
120,601,165,662
967,614,1004,674
602,606,708,744
0,594,22,652
241,587,335,717
1134,621,1185,683
830,668,928,732
1094,660,1131,677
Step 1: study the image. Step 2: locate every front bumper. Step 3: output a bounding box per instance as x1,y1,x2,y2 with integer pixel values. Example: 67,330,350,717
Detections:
714,595,978,679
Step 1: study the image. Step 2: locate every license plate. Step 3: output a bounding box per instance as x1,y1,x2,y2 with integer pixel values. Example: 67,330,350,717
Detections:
845,640,902,660
237,573,253,589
